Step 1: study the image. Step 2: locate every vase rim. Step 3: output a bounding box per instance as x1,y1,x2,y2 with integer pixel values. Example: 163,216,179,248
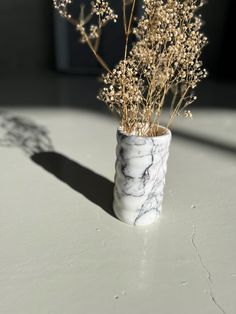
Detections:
117,125,171,139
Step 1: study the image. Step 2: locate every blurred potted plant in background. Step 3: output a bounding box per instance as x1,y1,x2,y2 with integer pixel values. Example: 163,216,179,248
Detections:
54,0,207,226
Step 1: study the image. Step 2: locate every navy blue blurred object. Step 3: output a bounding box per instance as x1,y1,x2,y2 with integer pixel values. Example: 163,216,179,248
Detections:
53,0,140,74
201,0,230,78
53,0,233,78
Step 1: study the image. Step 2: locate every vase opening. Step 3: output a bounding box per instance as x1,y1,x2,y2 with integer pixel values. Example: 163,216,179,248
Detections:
118,124,169,138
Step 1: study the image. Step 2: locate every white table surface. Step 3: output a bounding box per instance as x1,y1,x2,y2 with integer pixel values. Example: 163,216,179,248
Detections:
0,107,236,314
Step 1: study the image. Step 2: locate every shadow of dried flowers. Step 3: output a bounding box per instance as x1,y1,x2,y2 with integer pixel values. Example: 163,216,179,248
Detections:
0,111,115,218
0,111,54,155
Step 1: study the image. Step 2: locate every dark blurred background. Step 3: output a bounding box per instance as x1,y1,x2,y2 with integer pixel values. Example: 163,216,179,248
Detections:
0,0,235,108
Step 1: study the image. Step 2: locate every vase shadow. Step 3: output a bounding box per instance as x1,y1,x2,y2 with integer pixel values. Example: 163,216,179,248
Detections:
0,111,115,219
31,152,115,218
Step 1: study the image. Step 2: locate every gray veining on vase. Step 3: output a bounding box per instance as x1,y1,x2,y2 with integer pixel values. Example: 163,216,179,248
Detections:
113,127,172,226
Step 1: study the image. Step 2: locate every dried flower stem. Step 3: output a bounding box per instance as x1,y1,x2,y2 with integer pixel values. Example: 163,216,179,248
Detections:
67,15,111,72
167,86,190,129
122,0,127,34
122,0,137,130
124,0,136,58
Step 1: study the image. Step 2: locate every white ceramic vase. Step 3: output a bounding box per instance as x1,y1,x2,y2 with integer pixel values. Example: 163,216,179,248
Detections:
113,126,171,226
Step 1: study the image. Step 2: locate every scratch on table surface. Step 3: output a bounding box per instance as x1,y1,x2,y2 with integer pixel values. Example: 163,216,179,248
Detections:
191,225,226,314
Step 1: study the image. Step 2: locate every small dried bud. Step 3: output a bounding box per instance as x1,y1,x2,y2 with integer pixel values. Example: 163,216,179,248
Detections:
184,110,193,119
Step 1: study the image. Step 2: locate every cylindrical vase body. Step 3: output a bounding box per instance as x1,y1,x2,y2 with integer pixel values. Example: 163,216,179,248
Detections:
113,127,171,226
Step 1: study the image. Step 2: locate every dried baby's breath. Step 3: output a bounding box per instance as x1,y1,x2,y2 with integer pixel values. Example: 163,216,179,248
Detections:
183,110,193,120
91,0,118,23
54,0,208,136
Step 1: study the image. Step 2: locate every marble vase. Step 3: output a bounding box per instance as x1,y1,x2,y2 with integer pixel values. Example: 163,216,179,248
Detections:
113,126,171,226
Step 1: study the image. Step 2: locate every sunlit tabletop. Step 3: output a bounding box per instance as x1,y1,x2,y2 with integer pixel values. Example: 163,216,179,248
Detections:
0,105,236,314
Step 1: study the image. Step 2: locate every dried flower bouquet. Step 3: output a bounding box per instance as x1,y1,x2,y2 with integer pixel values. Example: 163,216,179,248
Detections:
54,0,207,226
54,0,207,137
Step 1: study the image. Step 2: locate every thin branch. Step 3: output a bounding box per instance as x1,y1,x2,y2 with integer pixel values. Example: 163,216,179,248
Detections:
122,0,137,125
65,16,111,73
94,28,102,52
124,0,136,59
167,86,190,129
170,85,179,115
122,0,127,35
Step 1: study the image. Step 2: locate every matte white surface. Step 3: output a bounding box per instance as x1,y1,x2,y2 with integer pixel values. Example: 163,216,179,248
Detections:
0,107,236,314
